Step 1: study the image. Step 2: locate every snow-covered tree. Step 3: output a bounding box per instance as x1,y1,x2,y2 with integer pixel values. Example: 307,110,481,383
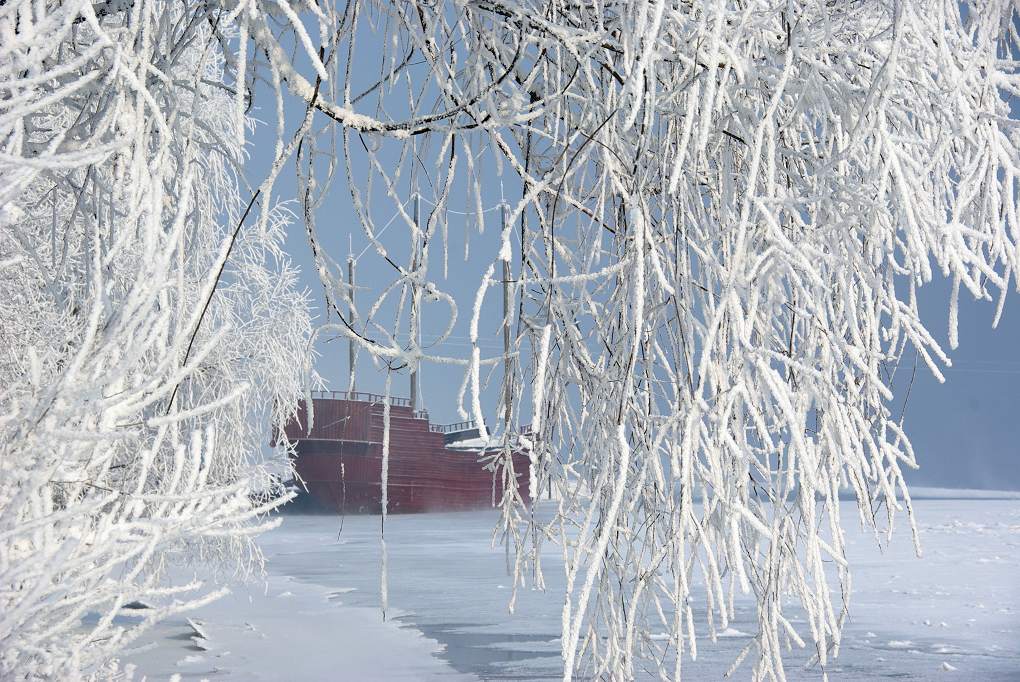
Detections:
291,1,1020,679
5,0,1020,678
0,0,317,676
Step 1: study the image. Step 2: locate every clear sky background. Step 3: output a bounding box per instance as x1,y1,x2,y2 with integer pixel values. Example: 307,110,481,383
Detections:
264,176,1020,491
248,82,1020,493
902,278,1020,490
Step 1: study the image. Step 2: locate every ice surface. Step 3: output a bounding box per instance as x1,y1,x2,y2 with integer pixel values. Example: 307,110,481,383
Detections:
123,495,1020,680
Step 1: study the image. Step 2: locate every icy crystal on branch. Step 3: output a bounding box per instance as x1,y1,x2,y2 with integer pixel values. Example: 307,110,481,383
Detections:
0,0,316,676
298,1,1020,679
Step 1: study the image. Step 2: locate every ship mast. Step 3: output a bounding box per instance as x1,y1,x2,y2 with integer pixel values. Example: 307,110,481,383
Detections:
347,254,356,393
502,203,512,435
410,194,420,413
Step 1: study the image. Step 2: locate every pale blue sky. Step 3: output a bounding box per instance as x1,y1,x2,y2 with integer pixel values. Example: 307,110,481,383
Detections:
248,81,1020,493
262,164,1020,491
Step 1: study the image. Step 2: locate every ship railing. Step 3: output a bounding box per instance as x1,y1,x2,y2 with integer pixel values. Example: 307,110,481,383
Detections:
429,421,533,436
308,389,423,412
430,420,480,434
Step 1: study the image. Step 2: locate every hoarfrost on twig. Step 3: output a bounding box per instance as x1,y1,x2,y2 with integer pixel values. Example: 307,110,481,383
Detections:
290,1,1020,679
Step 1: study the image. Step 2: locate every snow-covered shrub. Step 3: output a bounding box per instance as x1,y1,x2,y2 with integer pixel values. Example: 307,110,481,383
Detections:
0,0,315,677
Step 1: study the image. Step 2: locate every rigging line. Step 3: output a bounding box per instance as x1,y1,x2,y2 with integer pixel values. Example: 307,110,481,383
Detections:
353,192,506,264
353,193,416,264
165,187,261,416
416,192,507,215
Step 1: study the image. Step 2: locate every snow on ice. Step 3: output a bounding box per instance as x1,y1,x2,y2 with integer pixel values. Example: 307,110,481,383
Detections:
123,492,1020,680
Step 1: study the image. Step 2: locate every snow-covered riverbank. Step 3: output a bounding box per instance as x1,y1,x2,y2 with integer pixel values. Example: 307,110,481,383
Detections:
123,493,1020,680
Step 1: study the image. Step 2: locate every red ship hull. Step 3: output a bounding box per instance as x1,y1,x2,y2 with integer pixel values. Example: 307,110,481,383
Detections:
283,393,530,514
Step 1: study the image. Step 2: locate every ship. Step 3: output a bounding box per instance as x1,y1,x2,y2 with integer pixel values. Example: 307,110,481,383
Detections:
281,390,531,513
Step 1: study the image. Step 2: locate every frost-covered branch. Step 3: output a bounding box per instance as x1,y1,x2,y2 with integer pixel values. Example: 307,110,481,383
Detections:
0,0,318,676
295,1,1020,679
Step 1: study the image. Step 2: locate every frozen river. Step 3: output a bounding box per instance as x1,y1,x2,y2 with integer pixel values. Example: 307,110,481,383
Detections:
124,493,1020,680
